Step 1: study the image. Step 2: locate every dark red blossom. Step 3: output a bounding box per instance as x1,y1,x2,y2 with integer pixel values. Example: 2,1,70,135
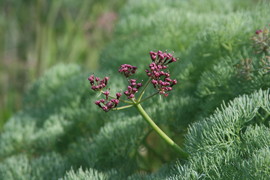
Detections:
95,91,121,112
146,51,178,96
149,50,177,65
124,79,142,99
89,50,179,112
118,64,137,78
88,75,109,91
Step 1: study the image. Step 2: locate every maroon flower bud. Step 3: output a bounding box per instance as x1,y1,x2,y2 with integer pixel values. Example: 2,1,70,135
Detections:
88,75,109,91
106,101,113,108
111,99,119,104
158,54,165,60
165,78,172,82
116,92,122,99
119,64,137,77
151,55,157,60
152,80,158,85
95,100,101,106
88,75,95,84
130,79,136,83
100,99,105,103
102,106,109,112
157,50,163,54
149,51,157,56
104,77,109,84
103,91,110,99
137,83,142,87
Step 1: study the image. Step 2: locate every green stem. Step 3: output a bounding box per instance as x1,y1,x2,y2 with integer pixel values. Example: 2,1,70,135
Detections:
138,78,152,101
134,102,188,159
139,92,159,103
113,104,134,111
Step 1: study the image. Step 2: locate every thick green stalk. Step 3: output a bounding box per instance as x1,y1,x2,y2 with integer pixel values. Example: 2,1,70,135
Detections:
134,103,189,159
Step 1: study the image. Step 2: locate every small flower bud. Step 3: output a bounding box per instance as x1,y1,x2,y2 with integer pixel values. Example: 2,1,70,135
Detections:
102,106,109,112
100,99,105,103
129,94,135,99
137,83,142,87
119,64,137,77
95,100,101,105
116,92,122,99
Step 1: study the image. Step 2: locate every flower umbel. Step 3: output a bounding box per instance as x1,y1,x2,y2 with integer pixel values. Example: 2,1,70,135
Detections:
88,50,178,109
95,91,121,112
124,79,143,99
88,50,188,158
146,51,178,96
88,75,109,91
118,64,137,78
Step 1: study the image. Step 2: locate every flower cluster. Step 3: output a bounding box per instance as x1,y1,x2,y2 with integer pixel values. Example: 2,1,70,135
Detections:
88,75,109,91
149,50,177,65
95,92,122,112
89,50,178,111
146,51,177,96
252,27,270,54
118,64,137,78
124,79,142,99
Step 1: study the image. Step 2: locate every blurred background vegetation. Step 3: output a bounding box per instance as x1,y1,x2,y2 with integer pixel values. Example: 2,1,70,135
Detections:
0,0,126,128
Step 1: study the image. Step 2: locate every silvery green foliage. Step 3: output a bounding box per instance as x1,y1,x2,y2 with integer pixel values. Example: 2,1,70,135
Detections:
169,89,270,179
61,168,109,180
0,155,31,180
60,168,119,180
0,153,67,180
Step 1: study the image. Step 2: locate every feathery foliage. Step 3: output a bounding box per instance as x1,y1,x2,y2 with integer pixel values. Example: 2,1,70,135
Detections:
1,0,270,179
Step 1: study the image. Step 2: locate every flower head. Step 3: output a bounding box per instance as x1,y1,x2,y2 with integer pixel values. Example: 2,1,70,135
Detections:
95,92,122,112
124,79,143,99
146,50,178,96
88,75,109,91
118,64,137,78
149,50,177,65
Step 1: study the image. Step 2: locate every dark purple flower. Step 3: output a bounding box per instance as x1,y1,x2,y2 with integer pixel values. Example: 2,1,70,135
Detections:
88,75,109,91
116,92,122,99
146,50,178,96
123,79,143,99
95,95,120,112
119,64,137,78
103,91,110,100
